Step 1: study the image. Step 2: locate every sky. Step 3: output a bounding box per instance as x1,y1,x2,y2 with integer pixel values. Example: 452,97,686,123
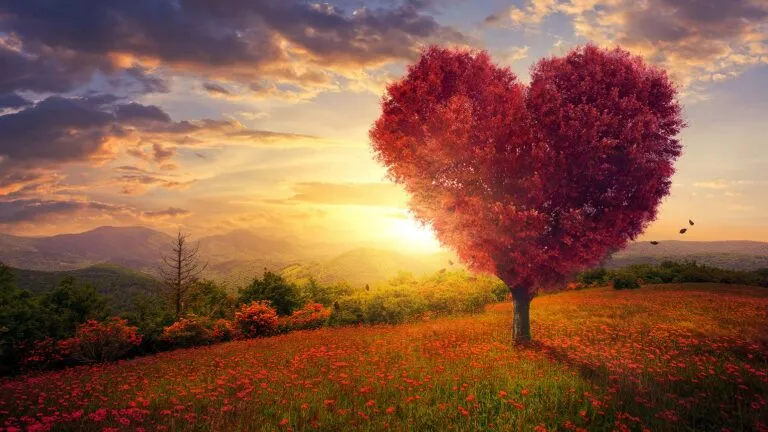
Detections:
0,0,766,252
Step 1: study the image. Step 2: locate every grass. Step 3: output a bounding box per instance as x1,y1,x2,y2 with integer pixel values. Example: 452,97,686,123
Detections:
1,283,766,431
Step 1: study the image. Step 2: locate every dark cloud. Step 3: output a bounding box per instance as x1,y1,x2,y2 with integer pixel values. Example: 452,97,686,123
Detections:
0,93,32,109
142,207,192,219
0,0,468,97
0,94,318,196
152,143,176,163
0,199,128,224
0,97,116,164
116,103,172,125
202,82,232,96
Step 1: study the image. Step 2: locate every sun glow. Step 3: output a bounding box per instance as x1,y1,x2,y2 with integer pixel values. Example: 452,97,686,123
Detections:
387,214,442,252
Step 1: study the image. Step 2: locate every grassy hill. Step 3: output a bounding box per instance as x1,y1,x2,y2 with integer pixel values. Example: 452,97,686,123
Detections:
11,264,163,312
2,283,765,431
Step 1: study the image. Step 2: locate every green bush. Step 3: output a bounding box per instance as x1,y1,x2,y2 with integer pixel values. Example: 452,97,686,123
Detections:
577,268,609,286
239,272,300,316
328,270,500,326
612,272,640,290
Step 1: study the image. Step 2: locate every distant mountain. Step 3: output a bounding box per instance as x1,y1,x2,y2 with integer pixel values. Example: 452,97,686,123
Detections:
2,227,767,286
0,226,173,271
606,241,768,270
11,264,164,312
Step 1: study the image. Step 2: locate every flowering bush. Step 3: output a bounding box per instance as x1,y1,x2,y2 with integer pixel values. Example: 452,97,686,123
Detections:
234,301,278,338
62,317,142,363
160,316,213,348
211,319,236,342
278,303,330,332
19,337,70,369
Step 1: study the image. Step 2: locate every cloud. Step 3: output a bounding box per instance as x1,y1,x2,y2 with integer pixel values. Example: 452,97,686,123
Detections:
693,179,768,189
484,0,768,91
0,95,324,195
0,96,119,165
693,179,731,189
0,198,130,224
273,182,409,207
142,207,192,219
495,46,530,65
202,82,232,97
0,0,469,99
0,93,32,110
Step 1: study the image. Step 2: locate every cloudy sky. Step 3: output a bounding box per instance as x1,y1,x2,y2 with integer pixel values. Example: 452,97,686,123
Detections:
0,0,766,250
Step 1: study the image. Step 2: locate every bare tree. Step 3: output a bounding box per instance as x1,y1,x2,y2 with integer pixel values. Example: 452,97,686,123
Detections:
159,232,208,318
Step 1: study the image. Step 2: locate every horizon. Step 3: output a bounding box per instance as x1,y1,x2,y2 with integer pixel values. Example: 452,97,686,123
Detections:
1,0,767,252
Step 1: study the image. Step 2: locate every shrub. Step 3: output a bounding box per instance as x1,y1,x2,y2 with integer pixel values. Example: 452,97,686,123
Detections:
278,303,330,332
211,319,235,342
239,272,300,316
612,272,640,290
161,316,214,348
19,337,69,369
328,297,365,326
577,268,609,286
62,317,141,363
234,302,278,338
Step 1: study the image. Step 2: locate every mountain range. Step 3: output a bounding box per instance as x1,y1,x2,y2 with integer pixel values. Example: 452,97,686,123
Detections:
1,226,767,292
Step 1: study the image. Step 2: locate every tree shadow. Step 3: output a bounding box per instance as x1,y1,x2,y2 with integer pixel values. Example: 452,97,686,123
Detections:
523,340,753,432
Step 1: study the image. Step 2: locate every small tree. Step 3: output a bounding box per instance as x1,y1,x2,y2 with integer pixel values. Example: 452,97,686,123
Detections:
239,270,300,316
160,232,208,318
370,44,684,342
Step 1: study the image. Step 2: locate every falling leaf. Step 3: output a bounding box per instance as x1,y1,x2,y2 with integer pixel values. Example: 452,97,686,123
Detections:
689,219,694,226
679,228,687,234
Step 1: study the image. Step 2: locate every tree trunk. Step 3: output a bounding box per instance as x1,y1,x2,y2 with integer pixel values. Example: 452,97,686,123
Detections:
510,285,532,343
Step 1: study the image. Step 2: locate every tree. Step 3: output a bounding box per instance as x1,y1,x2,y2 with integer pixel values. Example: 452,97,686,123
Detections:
160,232,208,318
239,270,300,316
187,280,236,319
39,276,109,338
370,45,684,342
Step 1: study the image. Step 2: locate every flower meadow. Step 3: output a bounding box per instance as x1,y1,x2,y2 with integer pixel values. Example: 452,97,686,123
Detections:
1,283,766,432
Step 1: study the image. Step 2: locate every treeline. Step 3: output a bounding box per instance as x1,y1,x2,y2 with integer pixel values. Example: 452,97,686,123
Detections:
0,263,505,374
575,260,768,290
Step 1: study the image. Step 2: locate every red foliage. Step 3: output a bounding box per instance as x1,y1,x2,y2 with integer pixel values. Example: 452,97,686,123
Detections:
62,317,141,363
211,318,236,342
161,316,214,347
370,44,684,294
234,301,279,338
278,303,330,332
19,337,69,369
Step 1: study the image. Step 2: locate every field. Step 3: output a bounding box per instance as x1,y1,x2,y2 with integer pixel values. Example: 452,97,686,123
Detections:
1,284,766,432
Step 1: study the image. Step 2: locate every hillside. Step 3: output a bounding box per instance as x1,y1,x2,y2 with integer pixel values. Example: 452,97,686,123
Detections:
11,264,163,312
2,284,765,431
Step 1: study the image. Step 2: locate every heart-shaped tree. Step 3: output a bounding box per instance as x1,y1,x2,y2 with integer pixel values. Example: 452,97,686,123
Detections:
370,44,685,342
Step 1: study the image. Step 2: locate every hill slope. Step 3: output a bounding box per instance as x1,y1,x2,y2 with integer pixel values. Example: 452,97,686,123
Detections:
1,283,765,431
12,264,163,312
